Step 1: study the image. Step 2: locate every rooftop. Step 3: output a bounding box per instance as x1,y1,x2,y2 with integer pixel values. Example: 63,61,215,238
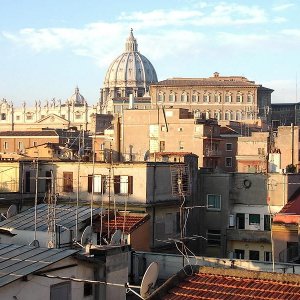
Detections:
0,130,58,136
149,266,300,300
0,243,77,287
0,204,101,232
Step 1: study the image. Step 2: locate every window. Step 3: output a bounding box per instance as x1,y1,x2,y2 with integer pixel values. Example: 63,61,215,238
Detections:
225,111,231,120
236,213,245,229
236,111,242,120
3,141,8,150
169,94,175,102
264,251,272,262
249,214,260,225
203,94,210,103
88,175,106,194
258,148,265,155
247,94,253,103
226,143,232,151
207,230,221,246
179,141,184,150
181,94,188,102
225,157,232,167
236,95,243,103
84,282,93,297
165,213,174,234
1,113,6,120
225,95,231,103
264,215,271,231
26,115,32,120
75,114,81,119
50,282,71,300
234,249,245,259
114,175,133,194
160,141,165,151
207,194,221,210
18,141,24,150
63,172,73,193
45,170,52,193
249,250,260,261
158,93,164,102
214,94,221,102
192,94,198,102
16,115,20,120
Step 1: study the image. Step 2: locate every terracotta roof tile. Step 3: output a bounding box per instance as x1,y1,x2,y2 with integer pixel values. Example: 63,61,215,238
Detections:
93,212,149,235
150,266,300,300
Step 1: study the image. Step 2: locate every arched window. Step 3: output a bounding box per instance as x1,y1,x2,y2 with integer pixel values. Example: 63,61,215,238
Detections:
192,93,199,102
158,92,164,102
225,111,231,120
236,111,242,120
181,92,189,102
236,93,243,103
169,92,176,102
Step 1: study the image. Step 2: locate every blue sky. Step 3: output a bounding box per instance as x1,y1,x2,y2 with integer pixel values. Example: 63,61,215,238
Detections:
1,0,300,105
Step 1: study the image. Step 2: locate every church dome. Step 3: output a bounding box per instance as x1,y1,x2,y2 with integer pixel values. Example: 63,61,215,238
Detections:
67,87,86,105
103,29,158,92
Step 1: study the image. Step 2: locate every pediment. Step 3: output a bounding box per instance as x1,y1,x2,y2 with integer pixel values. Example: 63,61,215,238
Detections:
36,114,69,124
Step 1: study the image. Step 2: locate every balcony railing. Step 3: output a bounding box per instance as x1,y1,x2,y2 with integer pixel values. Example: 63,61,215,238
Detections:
226,228,271,243
204,149,222,157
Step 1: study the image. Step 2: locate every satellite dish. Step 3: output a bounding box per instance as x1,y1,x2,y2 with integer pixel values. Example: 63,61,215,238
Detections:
29,240,40,248
81,225,92,246
140,262,159,299
110,229,122,245
6,205,17,218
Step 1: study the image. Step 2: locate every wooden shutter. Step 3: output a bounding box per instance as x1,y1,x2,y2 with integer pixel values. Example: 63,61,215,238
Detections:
128,176,133,194
63,172,73,192
88,175,92,193
114,175,120,194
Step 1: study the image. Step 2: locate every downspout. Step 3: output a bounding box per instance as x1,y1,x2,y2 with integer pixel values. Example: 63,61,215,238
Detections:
152,164,157,248
291,123,294,166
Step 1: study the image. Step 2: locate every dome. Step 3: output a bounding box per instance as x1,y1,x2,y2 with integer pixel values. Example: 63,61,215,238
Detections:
103,29,158,91
67,87,86,105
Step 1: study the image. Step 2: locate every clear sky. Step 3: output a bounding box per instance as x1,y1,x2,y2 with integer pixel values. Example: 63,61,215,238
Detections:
1,0,299,105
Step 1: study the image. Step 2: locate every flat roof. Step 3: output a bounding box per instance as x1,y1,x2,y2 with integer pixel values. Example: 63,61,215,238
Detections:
0,243,77,287
0,204,101,232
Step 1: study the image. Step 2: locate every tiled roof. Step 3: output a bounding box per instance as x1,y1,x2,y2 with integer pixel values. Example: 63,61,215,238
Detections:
93,212,149,235
149,266,300,300
153,78,260,87
273,187,300,224
0,130,58,136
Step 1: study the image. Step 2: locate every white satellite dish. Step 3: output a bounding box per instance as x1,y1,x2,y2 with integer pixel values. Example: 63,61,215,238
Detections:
6,205,17,218
110,229,122,245
140,262,159,299
81,225,92,246
29,240,40,248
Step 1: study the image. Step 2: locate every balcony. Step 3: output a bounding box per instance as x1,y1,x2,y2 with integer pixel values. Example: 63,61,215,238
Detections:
227,228,271,243
204,149,222,157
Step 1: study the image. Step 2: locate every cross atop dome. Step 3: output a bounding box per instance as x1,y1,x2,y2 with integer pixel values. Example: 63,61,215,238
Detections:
125,28,138,52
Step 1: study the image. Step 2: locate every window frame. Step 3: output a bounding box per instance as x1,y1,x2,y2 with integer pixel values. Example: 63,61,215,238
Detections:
249,214,260,226
63,172,73,193
207,229,221,246
114,175,133,195
225,157,232,167
207,194,221,211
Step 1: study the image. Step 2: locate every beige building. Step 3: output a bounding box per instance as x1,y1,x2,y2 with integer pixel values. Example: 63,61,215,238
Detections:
150,72,273,123
236,132,269,173
116,107,222,168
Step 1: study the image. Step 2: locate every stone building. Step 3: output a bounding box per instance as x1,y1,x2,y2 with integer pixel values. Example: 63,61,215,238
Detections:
0,87,101,132
99,29,158,114
149,72,273,124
